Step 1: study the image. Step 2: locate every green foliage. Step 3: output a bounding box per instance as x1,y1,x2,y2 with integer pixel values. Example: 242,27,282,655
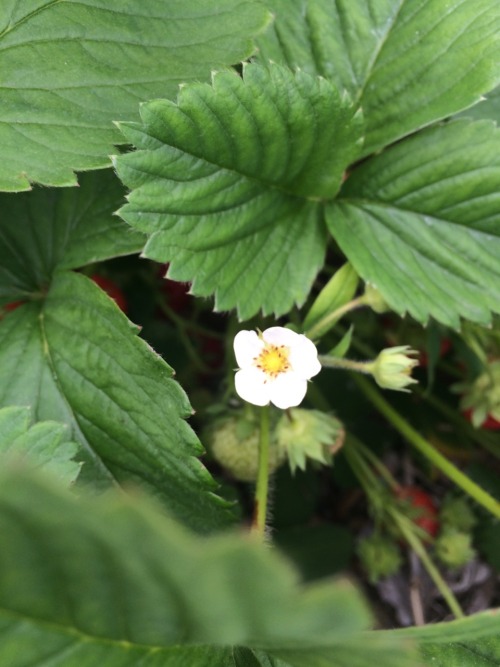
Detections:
116,0,500,326
0,405,80,484
391,611,500,666
2,0,500,664
115,63,363,318
0,469,386,667
0,0,270,191
0,176,232,532
329,120,500,327
0,171,143,302
257,0,500,153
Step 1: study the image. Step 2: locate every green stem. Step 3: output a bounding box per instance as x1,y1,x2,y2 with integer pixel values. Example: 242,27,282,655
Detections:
319,354,373,374
305,295,367,340
346,440,464,619
389,510,464,619
252,404,271,540
355,374,500,520
350,437,400,492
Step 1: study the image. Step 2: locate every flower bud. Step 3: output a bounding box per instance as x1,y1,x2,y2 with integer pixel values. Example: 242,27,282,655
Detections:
369,346,419,392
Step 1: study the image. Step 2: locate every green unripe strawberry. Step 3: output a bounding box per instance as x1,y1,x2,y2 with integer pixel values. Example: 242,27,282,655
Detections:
435,529,475,569
439,495,476,533
205,414,284,482
357,534,402,584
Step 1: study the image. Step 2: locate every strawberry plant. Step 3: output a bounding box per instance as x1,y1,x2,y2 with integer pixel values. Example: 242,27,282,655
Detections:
1,1,500,666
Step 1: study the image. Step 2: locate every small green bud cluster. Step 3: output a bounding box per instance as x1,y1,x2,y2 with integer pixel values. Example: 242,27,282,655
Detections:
457,360,500,428
357,533,402,584
434,495,477,570
434,531,475,570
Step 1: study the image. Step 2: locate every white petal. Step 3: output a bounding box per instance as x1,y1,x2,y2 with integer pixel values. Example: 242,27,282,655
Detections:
233,330,264,369
234,368,271,406
268,372,308,409
262,326,300,347
288,335,321,379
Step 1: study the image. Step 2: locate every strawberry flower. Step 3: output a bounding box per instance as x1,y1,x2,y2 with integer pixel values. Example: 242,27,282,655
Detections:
233,327,321,409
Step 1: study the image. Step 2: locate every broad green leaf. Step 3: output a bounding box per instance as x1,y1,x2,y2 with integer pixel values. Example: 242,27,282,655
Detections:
388,610,500,666
0,624,261,667
0,170,143,302
273,635,417,667
327,120,500,328
257,0,500,154
303,263,359,339
0,273,232,532
0,469,410,667
115,63,363,319
0,0,271,191
0,405,80,484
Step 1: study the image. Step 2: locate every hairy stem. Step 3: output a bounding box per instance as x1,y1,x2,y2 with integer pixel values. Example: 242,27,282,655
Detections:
252,404,271,540
319,354,373,374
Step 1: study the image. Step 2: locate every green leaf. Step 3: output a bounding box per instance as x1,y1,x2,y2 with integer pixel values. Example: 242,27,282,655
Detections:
388,610,500,666
0,273,232,532
0,405,80,484
0,170,143,302
327,120,500,327
0,468,400,667
257,0,500,153
303,263,359,339
0,0,271,192
115,63,363,319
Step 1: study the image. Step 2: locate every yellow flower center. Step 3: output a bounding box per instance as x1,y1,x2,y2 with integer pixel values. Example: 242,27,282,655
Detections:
255,344,291,379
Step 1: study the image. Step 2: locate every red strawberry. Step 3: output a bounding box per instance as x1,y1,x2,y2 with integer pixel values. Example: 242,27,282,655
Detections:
396,486,439,539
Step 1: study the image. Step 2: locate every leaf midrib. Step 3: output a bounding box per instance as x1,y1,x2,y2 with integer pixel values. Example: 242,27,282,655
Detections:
0,606,168,653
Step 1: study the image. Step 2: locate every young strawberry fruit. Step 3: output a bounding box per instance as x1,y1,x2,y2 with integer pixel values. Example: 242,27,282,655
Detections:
205,414,285,482
357,533,402,583
435,529,475,569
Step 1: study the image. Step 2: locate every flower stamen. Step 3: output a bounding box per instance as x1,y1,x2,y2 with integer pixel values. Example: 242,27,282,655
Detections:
255,344,291,379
